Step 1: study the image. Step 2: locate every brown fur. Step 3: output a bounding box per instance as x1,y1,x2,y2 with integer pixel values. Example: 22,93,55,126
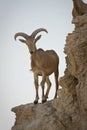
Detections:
14,28,59,104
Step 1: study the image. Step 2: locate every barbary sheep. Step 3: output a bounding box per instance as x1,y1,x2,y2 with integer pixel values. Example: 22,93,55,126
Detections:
14,28,59,104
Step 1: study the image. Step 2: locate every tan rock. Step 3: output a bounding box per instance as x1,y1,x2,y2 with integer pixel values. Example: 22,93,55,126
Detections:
11,1,87,130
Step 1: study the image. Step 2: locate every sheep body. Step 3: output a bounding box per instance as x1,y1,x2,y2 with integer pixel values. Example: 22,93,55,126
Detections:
14,28,59,104
31,49,59,76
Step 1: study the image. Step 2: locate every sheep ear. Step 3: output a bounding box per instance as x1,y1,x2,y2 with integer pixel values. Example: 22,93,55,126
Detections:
35,35,41,43
19,39,26,43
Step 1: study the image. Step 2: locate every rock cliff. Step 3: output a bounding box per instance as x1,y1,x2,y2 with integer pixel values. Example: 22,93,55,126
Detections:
11,1,87,130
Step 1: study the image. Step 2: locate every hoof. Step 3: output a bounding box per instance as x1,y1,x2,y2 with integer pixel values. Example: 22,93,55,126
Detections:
42,99,47,103
34,100,38,104
54,96,57,99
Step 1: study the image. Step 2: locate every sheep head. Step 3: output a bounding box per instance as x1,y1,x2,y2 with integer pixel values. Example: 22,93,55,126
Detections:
14,28,48,54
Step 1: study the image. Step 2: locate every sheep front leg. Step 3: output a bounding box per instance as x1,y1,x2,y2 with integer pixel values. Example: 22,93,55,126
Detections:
34,73,39,104
54,70,59,99
40,75,47,103
45,76,51,99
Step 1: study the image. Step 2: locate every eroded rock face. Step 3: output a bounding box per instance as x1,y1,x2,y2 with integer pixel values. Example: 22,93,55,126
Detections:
72,0,87,18
58,14,87,130
11,102,65,130
11,1,87,130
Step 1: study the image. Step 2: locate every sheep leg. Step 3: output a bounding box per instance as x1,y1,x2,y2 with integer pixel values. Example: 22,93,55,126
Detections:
34,73,39,104
45,76,51,99
40,75,47,103
54,70,59,98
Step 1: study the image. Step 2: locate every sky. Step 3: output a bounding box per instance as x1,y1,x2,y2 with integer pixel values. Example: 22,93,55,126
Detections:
0,0,86,130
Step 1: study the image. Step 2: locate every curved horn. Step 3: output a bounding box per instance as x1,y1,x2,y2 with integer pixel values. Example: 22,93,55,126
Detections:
14,32,29,40
31,28,48,38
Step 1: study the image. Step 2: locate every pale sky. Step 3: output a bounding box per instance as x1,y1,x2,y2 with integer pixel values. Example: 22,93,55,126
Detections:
1,0,86,130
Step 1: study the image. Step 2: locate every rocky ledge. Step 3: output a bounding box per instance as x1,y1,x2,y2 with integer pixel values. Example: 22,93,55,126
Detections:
11,1,87,130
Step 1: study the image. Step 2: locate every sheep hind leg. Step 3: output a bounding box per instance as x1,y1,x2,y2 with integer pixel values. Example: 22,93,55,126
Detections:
40,75,47,103
45,76,51,100
54,70,59,99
